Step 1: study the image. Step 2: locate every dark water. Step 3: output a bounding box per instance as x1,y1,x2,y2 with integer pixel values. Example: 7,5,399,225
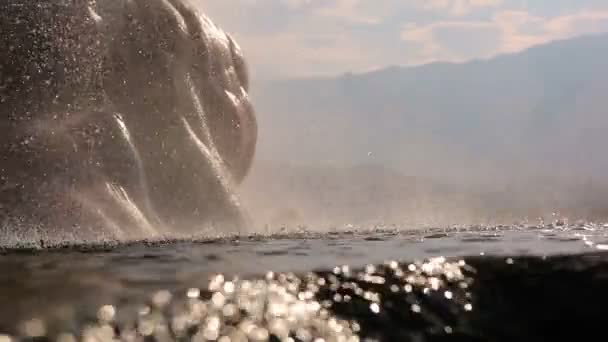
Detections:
1,223,608,341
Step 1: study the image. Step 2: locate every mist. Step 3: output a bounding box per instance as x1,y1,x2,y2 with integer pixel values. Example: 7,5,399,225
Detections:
238,33,608,229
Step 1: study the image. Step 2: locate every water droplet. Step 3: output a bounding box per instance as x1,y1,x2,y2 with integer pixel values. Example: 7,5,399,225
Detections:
18,318,46,338
138,305,151,316
138,319,155,336
97,305,115,323
365,264,376,274
210,274,226,291
212,292,226,308
56,333,76,342
248,327,269,341
152,290,172,308
224,281,235,294
429,277,440,290
187,288,201,298
223,304,238,319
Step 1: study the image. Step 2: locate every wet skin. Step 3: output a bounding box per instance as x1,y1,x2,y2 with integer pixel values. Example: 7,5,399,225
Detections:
0,0,257,240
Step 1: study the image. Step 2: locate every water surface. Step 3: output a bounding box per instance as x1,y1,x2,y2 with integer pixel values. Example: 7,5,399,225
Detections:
1,223,607,341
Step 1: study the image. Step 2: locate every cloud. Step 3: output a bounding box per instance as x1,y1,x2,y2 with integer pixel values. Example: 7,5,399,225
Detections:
282,0,401,25
196,0,608,79
543,10,608,37
196,0,401,79
401,21,501,62
312,0,384,25
496,8,608,53
416,0,503,16
401,8,608,63
235,30,374,79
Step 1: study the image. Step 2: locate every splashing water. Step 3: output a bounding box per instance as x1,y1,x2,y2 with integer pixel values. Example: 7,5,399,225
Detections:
0,0,257,246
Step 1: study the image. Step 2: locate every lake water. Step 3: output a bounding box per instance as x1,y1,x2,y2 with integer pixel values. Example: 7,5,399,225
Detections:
1,223,607,341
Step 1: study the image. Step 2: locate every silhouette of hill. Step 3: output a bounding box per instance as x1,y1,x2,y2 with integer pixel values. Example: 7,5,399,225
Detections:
243,33,608,226
252,33,608,180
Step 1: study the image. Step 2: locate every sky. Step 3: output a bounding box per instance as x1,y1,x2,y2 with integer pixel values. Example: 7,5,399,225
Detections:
194,0,608,80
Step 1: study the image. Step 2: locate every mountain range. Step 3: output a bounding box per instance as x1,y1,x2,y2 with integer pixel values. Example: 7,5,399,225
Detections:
241,33,608,226
250,32,608,182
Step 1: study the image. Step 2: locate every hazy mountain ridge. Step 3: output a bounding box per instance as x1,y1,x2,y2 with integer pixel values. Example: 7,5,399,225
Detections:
243,33,608,226
251,32,608,180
